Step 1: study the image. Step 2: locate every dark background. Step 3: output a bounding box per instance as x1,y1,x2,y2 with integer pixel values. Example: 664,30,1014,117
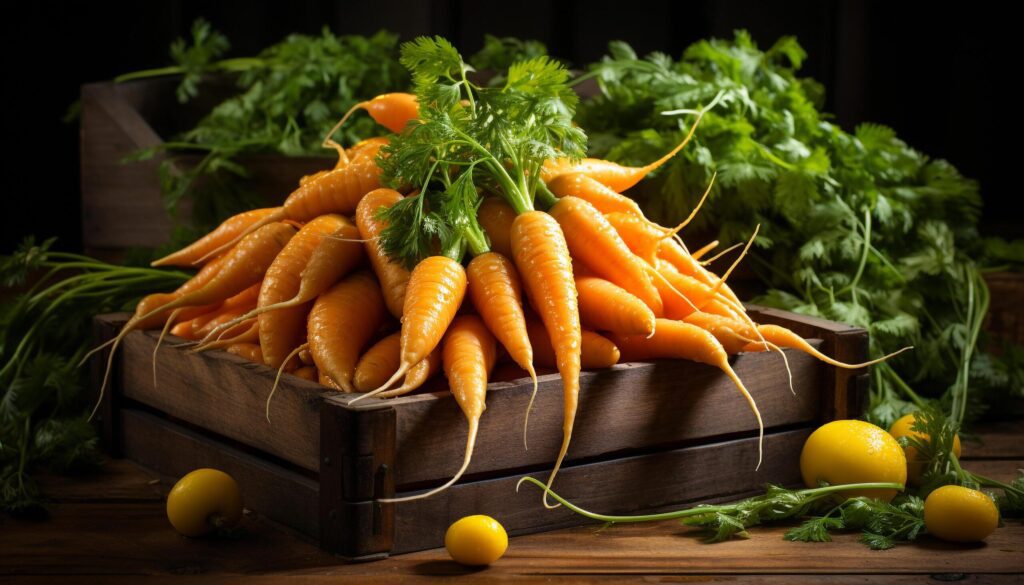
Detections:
1,0,1017,252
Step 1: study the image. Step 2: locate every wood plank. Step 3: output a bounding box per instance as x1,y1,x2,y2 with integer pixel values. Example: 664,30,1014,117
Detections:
10,576,1023,584
961,459,1024,485
376,348,821,488
388,428,811,554
100,313,326,472
34,459,164,503
963,421,1024,459
119,408,320,539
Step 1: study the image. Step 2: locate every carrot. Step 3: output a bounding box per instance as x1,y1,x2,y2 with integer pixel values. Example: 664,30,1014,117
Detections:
373,349,441,399
150,208,278,267
190,319,259,353
549,196,663,316
741,324,912,367
477,197,517,258
194,142,386,263
379,314,495,503
199,216,364,345
356,188,411,318
257,215,349,368
194,307,254,341
546,173,645,217
510,211,580,506
466,252,536,405
574,275,656,337
658,240,742,306
690,240,719,261
307,271,388,392
327,93,418,140
541,113,702,192
353,333,401,393
372,255,467,393
654,260,741,321
292,366,318,381
682,311,756,354
225,342,263,363
610,318,764,466
169,320,196,340
526,320,620,369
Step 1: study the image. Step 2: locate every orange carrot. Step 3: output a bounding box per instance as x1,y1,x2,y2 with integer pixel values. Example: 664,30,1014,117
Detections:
477,197,517,258
741,324,912,367
549,196,663,316
510,211,580,505
611,318,763,465
225,342,263,363
526,320,620,369
574,275,656,336
380,314,495,503
682,311,756,354
373,256,467,393
546,173,645,217
307,271,388,392
466,252,536,398
373,349,441,399
292,366,318,381
150,208,278,267
190,318,259,353
331,93,419,136
655,260,741,321
256,215,348,368
353,333,401,393
690,240,719,261
356,188,411,318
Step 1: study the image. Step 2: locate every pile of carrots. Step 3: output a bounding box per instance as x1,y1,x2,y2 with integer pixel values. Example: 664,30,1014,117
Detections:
92,89,903,505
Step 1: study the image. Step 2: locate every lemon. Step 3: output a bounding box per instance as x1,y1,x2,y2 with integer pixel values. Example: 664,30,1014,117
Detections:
445,515,508,565
166,468,243,537
888,413,962,485
800,419,907,501
924,485,999,542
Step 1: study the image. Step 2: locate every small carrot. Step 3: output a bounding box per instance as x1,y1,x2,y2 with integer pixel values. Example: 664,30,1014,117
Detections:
372,255,467,393
549,196,663,316
546,173,645,217
575,275,656,337
353,333,401,393
307,271,388,392
356,188,411,318
150,208,278,267
225,342,263,363
373,349,441,398
610,318,764,467
190,318,259,353
477,197,516,258
741,324,912,368
510,211,580,506
690,240,719,262
292,366,318,382
526,320,620,369
379,314,495,503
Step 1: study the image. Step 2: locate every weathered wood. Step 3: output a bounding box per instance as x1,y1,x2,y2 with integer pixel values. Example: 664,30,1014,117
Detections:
368,348,822,488
35,459,164,503
119,408,320,539
96,314,327,472
388,428,810,554
962,421,1024,459
985,271,1024,347
90,316,122,454
320,398,395,558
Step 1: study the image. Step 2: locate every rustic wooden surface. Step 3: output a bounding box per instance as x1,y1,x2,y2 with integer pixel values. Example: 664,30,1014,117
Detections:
3,423,1021,583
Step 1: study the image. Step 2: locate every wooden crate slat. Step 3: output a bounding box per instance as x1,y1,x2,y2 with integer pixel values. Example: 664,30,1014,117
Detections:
368,348,821,488
388,428,811,555
119,408,319,539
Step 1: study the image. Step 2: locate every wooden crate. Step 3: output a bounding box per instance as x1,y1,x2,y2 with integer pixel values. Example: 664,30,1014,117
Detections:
91,305,867,560
79,78,329,259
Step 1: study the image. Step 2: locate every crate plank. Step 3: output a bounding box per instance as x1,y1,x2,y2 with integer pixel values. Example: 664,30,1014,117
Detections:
388,428,810,554
120,408,319,539
370,348,821,488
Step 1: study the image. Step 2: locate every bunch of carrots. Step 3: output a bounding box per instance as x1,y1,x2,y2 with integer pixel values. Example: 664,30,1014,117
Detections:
91,38,904,505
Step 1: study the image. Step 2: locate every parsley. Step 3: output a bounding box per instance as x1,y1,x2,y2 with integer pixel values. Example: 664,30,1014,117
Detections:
0,238,190,513
785,495,925,550
376,37,585,267
574,31,1023,428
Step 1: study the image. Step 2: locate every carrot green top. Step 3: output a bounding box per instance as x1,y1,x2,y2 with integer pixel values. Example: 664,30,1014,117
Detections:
376,36,586,268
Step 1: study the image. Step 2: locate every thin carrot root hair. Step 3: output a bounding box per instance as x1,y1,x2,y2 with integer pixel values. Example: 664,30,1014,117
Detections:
266,343,308,422
78,336,117,368
755,324,914,369
378,418,478,503
189,319,257,353
647,264,700,313
699,241,742,266
659,171,716,244
705,224,759,301
737,336,795,395
368,363,410,397
690,240,719,262
542,419,576,509
152,308,183,388
321,104,364,168
521,363,539,451
721,361,764,470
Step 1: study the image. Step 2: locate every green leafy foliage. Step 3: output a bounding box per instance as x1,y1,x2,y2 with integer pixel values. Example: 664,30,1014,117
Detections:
469,35,550,71
575,31,1023,428
0,239,190,512
785,495,925,550
377,37,584,266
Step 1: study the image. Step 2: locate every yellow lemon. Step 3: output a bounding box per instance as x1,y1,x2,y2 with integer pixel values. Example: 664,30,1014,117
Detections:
888,413,962,485
445,515,508,565
800,419,907,501
166,468,243,537
924,485,999,542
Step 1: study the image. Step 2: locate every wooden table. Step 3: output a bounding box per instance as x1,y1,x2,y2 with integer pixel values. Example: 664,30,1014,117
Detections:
3,422,1022,583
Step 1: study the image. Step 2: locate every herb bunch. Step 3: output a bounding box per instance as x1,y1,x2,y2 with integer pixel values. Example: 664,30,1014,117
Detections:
0,239,189,512
574,31,1022,427
376,36,585,267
